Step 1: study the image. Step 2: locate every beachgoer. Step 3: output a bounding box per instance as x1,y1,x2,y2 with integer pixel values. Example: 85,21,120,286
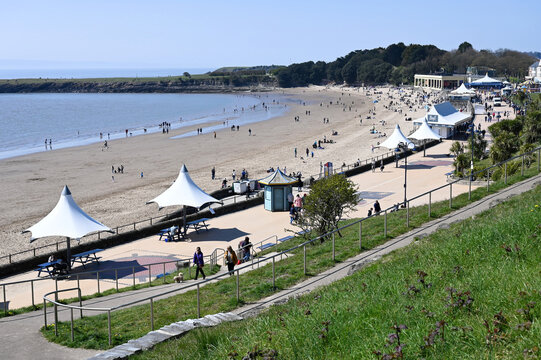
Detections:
294,148,297,158
193,247,206,280
289,204,297,224
214,131,216,138
306,148,309,157
380,160,384,172
287,192,294,210
367,208,373,217
249,128,252,136
374,200,381,214
232,169,236,180
246,183,251,199
140,171,143,178
222,178,228,188
224,246,238,276
211,167,215,180
242,237,252,262
371,159,376,172
294,194,302,211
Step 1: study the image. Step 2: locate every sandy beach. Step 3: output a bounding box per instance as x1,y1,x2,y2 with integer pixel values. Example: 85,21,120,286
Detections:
0,86,431,257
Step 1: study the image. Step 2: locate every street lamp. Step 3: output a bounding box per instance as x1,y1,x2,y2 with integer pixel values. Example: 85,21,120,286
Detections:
396,142,415,208
466,122,479,200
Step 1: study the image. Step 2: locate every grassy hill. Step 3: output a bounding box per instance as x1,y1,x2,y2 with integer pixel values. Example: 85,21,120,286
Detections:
132,185,541,359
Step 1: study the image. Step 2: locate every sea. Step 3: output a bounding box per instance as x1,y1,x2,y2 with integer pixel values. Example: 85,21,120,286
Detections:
0,92,290,160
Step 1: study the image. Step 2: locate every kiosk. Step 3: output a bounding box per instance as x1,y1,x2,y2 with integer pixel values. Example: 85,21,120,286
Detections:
258,168,298,211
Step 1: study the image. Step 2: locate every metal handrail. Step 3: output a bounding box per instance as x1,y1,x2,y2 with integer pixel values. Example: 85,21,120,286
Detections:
41,144,541,345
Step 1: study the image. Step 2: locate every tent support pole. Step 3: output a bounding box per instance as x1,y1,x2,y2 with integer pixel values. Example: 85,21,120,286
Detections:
183,205,187,234
423,140,426,157
66,237,71,271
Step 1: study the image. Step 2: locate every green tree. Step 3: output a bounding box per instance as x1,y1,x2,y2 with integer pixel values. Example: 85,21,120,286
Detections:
490,132,519,164
458,41,473,53
295,175,358,238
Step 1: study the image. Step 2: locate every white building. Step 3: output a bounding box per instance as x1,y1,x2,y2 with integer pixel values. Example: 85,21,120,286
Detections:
412,102,471,139
527,59,541,80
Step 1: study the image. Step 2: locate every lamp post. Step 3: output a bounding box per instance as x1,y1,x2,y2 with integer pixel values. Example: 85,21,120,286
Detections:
396,142,414,208
467,122,475,200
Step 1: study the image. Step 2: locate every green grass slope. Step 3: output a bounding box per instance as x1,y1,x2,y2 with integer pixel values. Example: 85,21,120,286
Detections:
133,186,541,359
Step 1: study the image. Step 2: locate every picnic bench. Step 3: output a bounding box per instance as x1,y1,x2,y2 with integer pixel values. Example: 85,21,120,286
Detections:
71,249,103,268
186,218,210,233
258,243,275,251
158,226,184,242
34,259,64,277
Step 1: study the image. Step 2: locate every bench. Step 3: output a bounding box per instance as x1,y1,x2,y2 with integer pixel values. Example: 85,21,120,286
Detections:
186,218,210,233
158,226,184,242
35,260,63,277
71,249,103,268
258,243,275,251
277,235,294,243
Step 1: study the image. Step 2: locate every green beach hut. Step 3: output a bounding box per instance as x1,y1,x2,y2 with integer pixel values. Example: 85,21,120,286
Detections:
258,168,298,211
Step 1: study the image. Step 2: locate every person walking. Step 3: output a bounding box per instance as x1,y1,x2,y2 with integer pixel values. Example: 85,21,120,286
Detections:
371,159,376,172
211,167,215,180
374,200,381,214
380,160,384,172
232,169,236,181
294,194,303,212
224,246,238,276
193,247,206,280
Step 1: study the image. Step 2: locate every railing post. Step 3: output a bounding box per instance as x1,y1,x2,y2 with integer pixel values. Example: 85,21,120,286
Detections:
3,285,6,316
189,265,192,279
406,201,410,227
54,303,58,336
384,210,387,238
150,217,153,226
538,149,540,172
196,284,201,318
56,242,59,251
108,310,112,346
449,183,452,208
428,192,431,218
332,233,335,261
486,170,490,191
31,280,35,308
236,270,240,302
272,257,275,289
97,271,100,294
303,245,307,275
78,288,83,319
504,162,507,184
70,308,74,341
133,222,136,230
163,263,166,284
150,298,154,331
43,299,47,328
77,275,80,295
132,266,136,287
148,266,152,286
115,269,118,291
521,155,525,176
359,221,362,250
9,254,11,264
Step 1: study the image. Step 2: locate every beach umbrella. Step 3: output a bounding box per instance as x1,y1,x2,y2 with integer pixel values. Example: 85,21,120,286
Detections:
408,118,442,156
147,164,222,233
23,185,111,270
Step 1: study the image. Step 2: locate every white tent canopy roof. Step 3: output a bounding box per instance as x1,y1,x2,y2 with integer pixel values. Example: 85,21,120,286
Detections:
378,124,413,150
24,185,111,242
258,167,298,185
450,83,476,95
147,164,221,209
409,119,442,140
471,74,502,84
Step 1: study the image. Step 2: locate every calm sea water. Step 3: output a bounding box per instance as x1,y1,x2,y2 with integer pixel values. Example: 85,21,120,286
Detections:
0,93,289,160
0,68,212,79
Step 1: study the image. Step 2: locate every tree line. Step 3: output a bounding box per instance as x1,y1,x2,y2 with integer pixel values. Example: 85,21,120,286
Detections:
275,42,535,87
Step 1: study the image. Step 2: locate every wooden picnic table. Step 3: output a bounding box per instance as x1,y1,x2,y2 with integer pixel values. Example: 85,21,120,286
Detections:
34,259,65,277
186,218,210,233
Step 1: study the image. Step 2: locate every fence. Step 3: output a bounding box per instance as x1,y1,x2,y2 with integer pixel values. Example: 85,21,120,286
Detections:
40,145,541,345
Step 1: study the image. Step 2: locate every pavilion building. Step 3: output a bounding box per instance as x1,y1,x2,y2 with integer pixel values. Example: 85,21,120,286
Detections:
412,102,471,139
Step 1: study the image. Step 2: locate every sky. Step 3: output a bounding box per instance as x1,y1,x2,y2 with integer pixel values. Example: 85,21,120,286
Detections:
1,0,539,71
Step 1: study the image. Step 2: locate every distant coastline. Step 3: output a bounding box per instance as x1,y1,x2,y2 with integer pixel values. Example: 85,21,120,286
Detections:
0,73,278,94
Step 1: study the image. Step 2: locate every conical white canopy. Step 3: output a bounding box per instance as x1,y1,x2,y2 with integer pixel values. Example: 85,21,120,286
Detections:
147,164,221,209
378,124,413,150
450,83,475,95
24,185,111,242
409,119,442,141
471,74,502,85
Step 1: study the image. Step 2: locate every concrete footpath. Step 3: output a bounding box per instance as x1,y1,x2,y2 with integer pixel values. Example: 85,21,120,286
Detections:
1,173,540,360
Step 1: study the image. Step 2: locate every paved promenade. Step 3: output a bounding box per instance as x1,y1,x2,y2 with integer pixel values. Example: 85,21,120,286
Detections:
1,168,539,359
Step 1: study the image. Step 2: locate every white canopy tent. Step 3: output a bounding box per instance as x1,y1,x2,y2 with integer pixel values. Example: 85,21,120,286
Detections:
450,83,476,97
23,185,111,270
147,164,222,234
378,124,413,150
413,102,471,139
409,119,443,156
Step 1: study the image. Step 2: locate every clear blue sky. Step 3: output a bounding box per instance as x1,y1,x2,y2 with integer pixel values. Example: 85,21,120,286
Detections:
1,0,539,70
